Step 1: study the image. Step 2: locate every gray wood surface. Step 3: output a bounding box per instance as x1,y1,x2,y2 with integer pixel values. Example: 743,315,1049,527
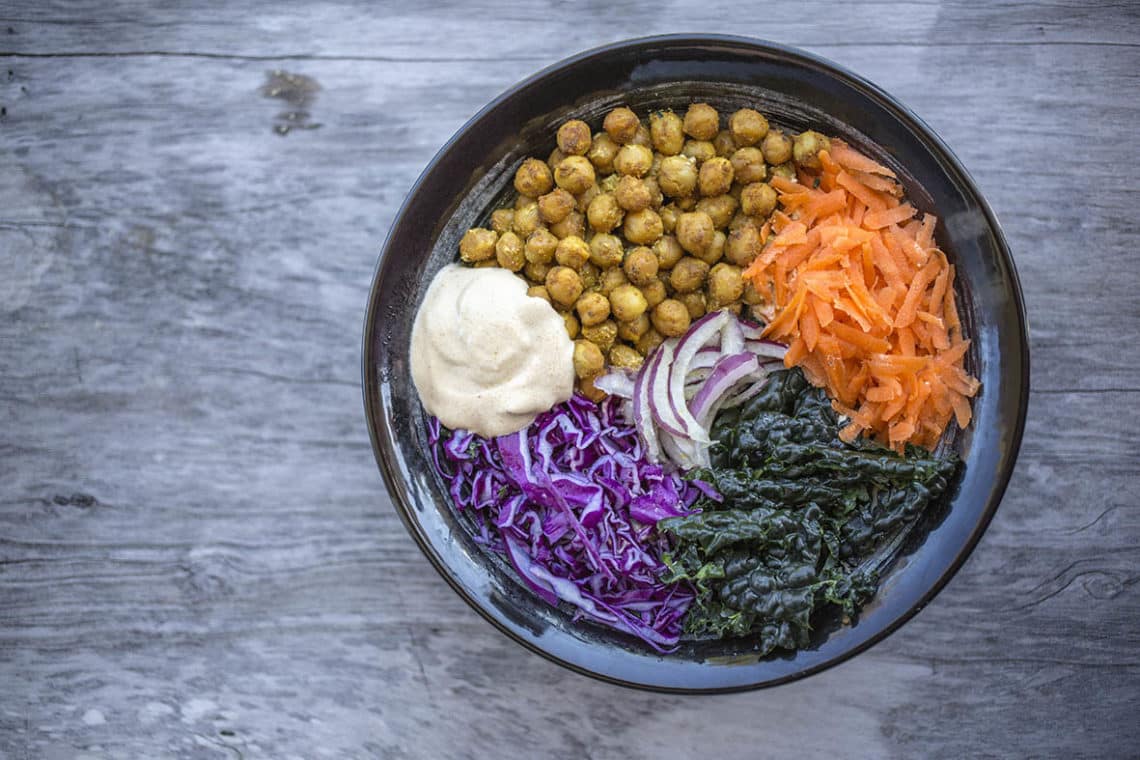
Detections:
2,1,1138,757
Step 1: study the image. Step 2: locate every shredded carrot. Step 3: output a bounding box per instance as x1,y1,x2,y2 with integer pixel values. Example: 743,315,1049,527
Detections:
747,146,980,451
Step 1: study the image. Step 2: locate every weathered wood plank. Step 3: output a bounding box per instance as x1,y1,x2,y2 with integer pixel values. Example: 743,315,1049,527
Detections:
1,0,1138,757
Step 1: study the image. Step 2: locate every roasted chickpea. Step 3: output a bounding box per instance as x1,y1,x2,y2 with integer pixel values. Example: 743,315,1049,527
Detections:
682,139,717,164
547,147,566,171
742,280,765,305
636,328,665,356
677,290,707,320
670,256,710,293
576,183,600,213
675,211,715,255
557,119,592,156
770,161,796,180
513,203,542,236
603,107,640,144
472,259,497,269
599,267,629,296
514,194,534,210
614,144,654,177
546,266,583,307
549,210,585,239
490,208,515,234
614,175,652,211
524,228,559,264
725,225,761,267
657,156,699,198
728,210,759,233
730,147,767,185
587,192,623,232
631,124,652,148
459,227,497,262
695,194,738,229
761,130,794,165
676,195,697,211
623,208,664,245
659,204,680,234
573,339,605,379
617,312,650,342
495,231,525,271
793,130,831,170
555,235,590,269
524,260,551,283
683,103,719,141
740,182,778,218
581,319,618,353
708,263,745,308
609,344,644,370
652,235,685,270
527,285,551,303
729,108,769,146
640,278,667,309
698,157,735,197
609,283,648,322
652,299,692,337
623,246,659,286
649,110,685,155
693,230,725,266
514,158,554,197
578,375,607,402
642,176,664,208
578,261,600,291
589,233,624,269
538,188,575,224
587,133,620,174
575,291,611,327
554,156,596,195
713,129,737,158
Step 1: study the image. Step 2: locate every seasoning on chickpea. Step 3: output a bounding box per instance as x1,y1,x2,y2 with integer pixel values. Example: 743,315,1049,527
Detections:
609,344,644,370
495,231,525,271
553,155,596,194
599,267,630,296
549,209,585,239
617,312,650,342
649,110,685,156
713,130,737,158
740,182,778,218
555,235,590,269
527,285,551,303
512,203,542,237
681,140,717,164
695,195,737,229
728,108,769,146
652,235,684,270
761,130,794,165
603,107,640,144
623,246,659,286
587,192,623,232
573,339,605,379
657,156,698,198
793,130,831,170
683,103,719,141
652,299,692,337
459,228,497,262
557,120,592,156
524,260,551,284
707,262,745,307
730,147,767,185
575,291,611,327
490,208,515,234
609,284,648,322
586,132,620,174
581,320,618,353
546,265,583,307
669,256,710,293
698,157,734,197
677,291,707,320
514,158,553,197
623,208,664,245
614,144,654,178
538,188,576,224
692,230,725,266
725,225,761,267
675,211,715,256
640,278,667,309
614,175,652,211
588,234,624,269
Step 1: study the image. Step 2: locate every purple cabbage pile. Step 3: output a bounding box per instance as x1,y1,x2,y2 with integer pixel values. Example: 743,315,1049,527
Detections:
429,394,710,651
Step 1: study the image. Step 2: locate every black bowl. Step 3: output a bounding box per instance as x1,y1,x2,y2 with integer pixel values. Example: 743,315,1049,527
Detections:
362,35,1029,692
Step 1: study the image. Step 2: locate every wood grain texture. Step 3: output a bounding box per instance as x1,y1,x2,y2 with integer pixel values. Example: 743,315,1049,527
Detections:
1,1,1138,757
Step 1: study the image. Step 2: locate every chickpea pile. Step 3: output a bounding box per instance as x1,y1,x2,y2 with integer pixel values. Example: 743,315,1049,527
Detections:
457,103,832,400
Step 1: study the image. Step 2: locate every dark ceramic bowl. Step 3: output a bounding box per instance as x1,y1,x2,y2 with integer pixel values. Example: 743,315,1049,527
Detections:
362,35,1029,692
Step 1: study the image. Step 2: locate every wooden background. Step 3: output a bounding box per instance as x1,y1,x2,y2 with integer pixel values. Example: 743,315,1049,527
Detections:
2,1,1137,757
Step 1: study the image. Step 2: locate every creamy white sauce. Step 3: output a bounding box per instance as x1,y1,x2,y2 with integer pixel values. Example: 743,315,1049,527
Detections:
410,264,575,437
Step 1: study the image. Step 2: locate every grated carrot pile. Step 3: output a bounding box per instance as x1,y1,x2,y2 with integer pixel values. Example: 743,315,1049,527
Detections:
742,141,980,451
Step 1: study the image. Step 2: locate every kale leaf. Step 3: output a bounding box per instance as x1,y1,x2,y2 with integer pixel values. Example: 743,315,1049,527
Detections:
662,368,958,654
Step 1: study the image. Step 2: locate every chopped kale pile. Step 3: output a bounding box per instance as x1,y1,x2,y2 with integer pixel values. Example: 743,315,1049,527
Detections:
660,368,958,654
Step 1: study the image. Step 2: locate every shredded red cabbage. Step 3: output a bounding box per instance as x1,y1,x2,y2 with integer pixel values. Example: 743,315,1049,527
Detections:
428,394,711,652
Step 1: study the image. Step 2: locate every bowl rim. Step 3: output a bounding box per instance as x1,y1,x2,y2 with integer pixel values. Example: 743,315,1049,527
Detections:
362,33,1030,693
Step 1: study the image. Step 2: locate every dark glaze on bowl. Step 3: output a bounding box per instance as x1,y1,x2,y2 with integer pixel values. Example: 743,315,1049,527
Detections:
362,35,1029,692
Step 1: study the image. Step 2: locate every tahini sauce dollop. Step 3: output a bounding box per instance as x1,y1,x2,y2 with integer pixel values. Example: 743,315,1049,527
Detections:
410,264,575,437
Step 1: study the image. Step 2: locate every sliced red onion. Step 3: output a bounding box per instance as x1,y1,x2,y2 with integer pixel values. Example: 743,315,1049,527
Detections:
594,369,635,399
632,347,662,464
738,319,766,340
690,352,760,425
720,316,745,355
666,311,731,444
745,338,789,361
646,342,689,439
